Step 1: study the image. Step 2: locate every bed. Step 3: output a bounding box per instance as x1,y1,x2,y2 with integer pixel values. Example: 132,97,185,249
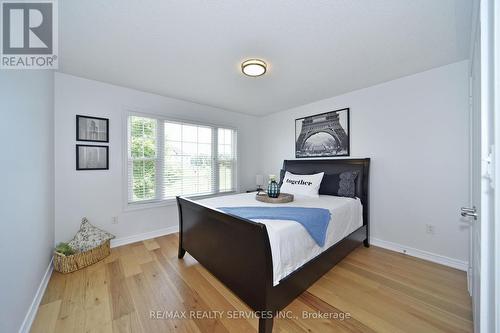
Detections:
176,158,370,333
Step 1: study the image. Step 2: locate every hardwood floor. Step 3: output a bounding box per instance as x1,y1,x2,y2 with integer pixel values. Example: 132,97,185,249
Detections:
31,234,472,333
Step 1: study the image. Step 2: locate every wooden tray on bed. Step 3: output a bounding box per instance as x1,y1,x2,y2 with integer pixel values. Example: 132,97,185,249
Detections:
255,192,294,203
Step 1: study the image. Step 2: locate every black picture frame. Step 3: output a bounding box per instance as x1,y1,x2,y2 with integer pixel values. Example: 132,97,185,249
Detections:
76,115,109,143
76,144,109,170
295,107,350,158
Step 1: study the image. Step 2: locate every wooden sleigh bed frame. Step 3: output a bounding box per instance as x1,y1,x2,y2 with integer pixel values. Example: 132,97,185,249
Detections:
176,158,370,333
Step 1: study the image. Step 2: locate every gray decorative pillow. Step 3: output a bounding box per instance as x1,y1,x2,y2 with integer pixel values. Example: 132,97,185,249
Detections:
337,171,359,197
68,218,115,252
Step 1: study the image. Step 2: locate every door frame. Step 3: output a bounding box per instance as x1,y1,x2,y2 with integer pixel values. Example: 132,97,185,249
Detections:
479,0,498,332
493,1,500,331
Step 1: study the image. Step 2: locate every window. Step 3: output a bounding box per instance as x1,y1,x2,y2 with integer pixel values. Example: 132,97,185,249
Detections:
127,114,237,204
128,116,157,202
218,128,235,192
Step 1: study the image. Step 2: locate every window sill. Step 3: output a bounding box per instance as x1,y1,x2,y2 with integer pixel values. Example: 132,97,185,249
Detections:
124,199,177,212
124,191,237,212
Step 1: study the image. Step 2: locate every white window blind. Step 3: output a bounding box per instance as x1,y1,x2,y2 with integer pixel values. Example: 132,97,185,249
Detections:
218,128,236,192
127,114,237,204
128,116,158,202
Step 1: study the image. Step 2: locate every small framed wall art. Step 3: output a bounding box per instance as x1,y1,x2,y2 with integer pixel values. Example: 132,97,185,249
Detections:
76,145,109,170
76,115,109,142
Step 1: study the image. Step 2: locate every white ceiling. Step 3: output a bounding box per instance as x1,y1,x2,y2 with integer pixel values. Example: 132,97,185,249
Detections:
59,0,472,116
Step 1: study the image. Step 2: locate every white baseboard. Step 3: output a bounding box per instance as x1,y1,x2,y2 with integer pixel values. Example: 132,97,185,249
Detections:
111,225,179,248
19,258,54,333
370,238,469,271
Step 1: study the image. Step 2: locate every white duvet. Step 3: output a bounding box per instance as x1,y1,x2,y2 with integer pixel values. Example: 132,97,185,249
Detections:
197,192,363,286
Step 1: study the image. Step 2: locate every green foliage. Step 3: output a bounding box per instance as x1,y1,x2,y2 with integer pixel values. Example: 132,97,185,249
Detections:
55,242,76,256
130,117,157,201
132,160,156,201
130,116,156,159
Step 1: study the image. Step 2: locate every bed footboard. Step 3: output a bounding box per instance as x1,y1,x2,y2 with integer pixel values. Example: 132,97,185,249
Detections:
177,196,274,315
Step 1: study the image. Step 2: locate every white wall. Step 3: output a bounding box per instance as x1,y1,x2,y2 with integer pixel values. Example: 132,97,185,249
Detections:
55,73,259,243
258,61,470,263
0,71,55,333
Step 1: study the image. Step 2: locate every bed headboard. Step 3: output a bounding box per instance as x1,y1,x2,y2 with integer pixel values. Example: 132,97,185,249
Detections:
281,158,370,225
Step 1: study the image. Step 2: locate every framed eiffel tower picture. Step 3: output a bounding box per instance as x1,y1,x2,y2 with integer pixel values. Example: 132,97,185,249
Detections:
295,108,350,158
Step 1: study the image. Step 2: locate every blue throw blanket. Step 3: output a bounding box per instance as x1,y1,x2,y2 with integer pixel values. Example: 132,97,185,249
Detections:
217,207,331,247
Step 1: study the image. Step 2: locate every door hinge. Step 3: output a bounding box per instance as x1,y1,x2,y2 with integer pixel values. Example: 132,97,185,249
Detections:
483,145,495,188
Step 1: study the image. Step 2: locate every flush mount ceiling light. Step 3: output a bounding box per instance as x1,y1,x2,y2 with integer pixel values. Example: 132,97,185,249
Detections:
241,59,267,77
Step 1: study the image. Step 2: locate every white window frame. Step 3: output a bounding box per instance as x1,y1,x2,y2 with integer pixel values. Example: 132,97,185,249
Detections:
123,110,238,210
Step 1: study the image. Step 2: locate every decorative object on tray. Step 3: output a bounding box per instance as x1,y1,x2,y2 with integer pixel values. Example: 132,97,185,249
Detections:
76,115,109,142
53,218,115,274
76,144,109,170
256,192,293,203
295,107,350,158
266,174,280,198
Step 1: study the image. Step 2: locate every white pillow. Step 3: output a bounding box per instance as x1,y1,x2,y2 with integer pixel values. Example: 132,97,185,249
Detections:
280,171,324,198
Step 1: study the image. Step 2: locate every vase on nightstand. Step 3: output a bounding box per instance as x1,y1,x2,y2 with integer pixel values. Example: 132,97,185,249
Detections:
267,175,280,198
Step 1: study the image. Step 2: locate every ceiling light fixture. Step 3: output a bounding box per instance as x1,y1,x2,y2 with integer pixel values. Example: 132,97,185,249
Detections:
241,59,267,77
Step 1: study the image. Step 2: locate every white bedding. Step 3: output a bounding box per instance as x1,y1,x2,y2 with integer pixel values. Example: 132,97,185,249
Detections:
197,192,363,286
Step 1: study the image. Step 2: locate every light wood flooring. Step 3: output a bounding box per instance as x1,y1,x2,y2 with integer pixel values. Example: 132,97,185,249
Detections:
31,233,472,333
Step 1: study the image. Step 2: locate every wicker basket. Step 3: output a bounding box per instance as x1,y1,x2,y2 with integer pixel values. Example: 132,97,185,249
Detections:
53,240,111,274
